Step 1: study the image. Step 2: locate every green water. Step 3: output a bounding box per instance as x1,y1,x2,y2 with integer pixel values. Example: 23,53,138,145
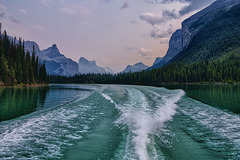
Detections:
0,86,49,122
0,84,239,160
162,84,240,113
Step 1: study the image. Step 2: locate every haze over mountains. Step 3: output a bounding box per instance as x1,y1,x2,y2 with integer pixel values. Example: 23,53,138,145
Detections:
11,0,240,76
23,40,148,75
122,62,149,73
78,57,114,74
21,41,115,76
23,42,79,76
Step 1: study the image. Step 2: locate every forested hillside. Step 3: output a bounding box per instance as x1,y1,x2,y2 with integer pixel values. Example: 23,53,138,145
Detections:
171,4,240,63
50,55,240,85
0,31,49,86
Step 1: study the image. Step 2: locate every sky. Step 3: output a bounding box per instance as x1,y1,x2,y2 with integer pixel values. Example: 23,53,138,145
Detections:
0,0,215,72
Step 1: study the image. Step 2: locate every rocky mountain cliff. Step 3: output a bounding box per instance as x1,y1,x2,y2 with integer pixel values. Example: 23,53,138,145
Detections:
151,29,183,68
24,42,79,76
122,62,149,73
78,57,109,74
152,0,240,68
152,57,163,66
24,41,41,55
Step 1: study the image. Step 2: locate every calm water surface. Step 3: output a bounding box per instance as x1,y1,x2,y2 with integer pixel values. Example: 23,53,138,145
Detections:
162,84,240,113
0,84,239,160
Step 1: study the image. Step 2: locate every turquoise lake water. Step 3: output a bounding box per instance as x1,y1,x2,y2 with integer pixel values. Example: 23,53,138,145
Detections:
0,84,239,159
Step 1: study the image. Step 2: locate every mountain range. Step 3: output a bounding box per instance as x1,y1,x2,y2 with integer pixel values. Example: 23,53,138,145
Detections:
122,62,149,73
24,42,79,76
24,40,146,75
151,0,240,68
78,57,114,74
23,42,115,76
12,0,240,76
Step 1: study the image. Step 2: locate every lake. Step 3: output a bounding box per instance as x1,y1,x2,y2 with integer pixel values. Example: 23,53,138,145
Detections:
0,84,239,159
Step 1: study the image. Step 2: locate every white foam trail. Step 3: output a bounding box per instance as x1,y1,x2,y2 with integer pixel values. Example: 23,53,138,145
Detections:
0,93,97,159
179,97,240,155
115,87,185,160
100,93,116,105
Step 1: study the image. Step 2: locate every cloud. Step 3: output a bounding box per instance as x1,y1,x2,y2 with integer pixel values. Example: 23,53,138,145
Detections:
0,4,20,24
140,9,179,26
60,8,77,15
39,0,52,7
179,0,215,16
144,0,180,4
139,48,153,59
151,25,174,39
144,0,215,15
60,5,93,16
162,9,179,19
121,1,129,10
102,0,114,3
139,13,164,26
30,25,46,32
18,9,27,14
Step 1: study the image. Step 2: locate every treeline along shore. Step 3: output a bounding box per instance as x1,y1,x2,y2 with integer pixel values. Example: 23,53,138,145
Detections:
50,55,240,85
0,30,49,86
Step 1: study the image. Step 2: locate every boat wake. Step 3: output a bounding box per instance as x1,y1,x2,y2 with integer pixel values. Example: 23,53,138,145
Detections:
101,86,185,160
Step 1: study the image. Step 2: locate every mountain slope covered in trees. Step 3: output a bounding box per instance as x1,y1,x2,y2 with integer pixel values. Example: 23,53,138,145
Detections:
0,31,49,86
171,4,240,63
150,0,240,69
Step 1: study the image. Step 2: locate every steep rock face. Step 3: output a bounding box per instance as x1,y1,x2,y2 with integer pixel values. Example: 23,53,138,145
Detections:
151,29,183,68
41,44,61,59
152,57,163,66
78,57,107,74
163,29,183,62
8,38,78,76
181,0,240,48
122,62,149,73
40,44,79,76
172,3,240,63
153,0,240,68
24,41,41,56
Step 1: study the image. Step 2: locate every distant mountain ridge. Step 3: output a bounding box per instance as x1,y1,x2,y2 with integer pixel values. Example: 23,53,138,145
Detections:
24,41,79,76
78,57,114,74
23,41,116,76
152,0,240,68
122,62,149,73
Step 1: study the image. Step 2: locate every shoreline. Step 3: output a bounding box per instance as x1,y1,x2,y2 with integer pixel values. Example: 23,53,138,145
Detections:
0,83,49,88
49,82,240,86
2,82,239,88
154,82,240,86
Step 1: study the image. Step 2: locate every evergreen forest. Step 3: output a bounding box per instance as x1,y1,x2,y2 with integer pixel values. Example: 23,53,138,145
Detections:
0,31,49,86
50,55,240,85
